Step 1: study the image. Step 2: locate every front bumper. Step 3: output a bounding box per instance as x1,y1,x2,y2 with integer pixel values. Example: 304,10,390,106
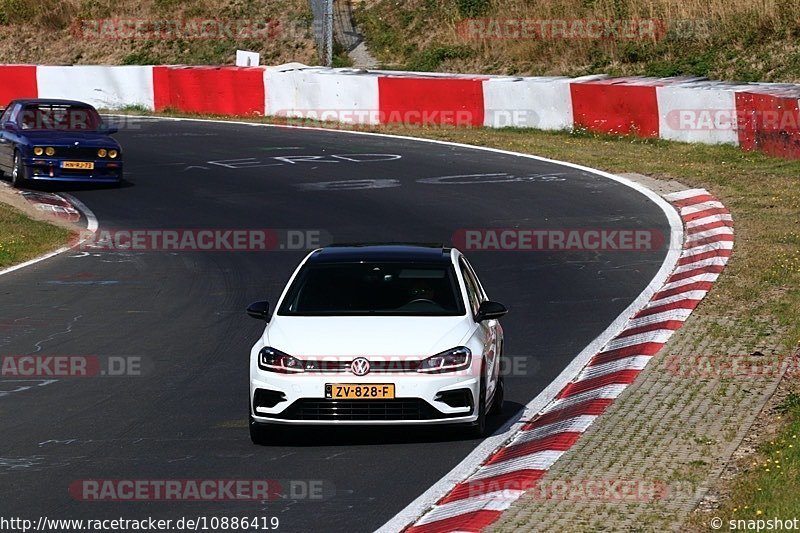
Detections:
25,157,123,182
250,372,479,426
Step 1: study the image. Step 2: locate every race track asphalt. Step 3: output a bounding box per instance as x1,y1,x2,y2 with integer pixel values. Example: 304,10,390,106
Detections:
0,118,670,532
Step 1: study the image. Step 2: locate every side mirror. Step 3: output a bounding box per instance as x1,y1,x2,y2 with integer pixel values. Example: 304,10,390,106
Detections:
247,301,271,321
476,301,507,322
104,126,119,135
3,122,17,132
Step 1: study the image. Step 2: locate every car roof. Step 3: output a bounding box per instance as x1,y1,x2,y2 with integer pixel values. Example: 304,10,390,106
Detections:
8,99,97,108
306,244,454,264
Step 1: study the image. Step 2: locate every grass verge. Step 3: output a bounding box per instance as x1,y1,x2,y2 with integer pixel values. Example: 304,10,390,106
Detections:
690,384,800,528
0,201,72,269
117,109,800,521
356,0,800,82
0,0,317,65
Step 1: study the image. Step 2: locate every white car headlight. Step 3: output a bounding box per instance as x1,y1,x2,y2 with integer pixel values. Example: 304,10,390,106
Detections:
418,347,472,374
258,347,304,374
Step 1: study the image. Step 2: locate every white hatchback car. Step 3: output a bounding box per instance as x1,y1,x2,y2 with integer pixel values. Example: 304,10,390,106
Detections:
247,244,507,444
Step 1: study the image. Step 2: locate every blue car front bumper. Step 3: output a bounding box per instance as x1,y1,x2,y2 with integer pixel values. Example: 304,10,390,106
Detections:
25,157,123,183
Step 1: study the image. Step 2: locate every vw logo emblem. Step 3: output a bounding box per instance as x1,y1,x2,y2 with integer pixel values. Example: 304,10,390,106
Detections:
350,357,370,376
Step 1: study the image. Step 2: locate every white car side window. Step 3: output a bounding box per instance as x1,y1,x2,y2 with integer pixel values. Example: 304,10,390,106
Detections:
459,259,481,316
462,258,488,301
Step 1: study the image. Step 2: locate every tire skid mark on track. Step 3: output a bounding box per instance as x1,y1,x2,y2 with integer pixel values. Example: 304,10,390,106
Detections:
0,192,98,399
0,379,58,398
400,188,732,533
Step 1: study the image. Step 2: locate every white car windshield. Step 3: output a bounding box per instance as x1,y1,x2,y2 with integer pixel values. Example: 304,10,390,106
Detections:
278,262,466,316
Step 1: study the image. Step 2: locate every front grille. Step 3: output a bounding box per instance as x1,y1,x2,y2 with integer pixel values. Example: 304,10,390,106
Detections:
303,359,422,373
270,398,467,421
50,147,108,159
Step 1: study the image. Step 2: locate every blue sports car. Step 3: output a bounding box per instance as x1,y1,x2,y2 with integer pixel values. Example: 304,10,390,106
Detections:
0,99,123,188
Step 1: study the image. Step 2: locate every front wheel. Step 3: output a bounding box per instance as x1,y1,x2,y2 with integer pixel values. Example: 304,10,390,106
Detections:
465,374,487,438
11,151,27,188
249,416,284,445
489,376,504,416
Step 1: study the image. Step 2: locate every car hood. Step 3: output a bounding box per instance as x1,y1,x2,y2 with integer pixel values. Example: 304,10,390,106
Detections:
20,131,119,147
263,316,474,357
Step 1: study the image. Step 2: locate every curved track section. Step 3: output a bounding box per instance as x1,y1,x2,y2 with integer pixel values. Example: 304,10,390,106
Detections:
0,118,671,532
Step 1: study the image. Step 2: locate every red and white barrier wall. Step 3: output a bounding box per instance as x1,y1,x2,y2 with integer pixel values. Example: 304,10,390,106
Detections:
37,65,155,110
2,63,799,159
265,66,380,125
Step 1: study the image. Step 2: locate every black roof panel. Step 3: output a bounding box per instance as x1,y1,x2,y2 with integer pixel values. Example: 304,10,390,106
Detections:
306,244,452,264
8,98,97,108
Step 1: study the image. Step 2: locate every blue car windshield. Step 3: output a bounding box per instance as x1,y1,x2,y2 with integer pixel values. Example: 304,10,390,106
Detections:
18,104,102,131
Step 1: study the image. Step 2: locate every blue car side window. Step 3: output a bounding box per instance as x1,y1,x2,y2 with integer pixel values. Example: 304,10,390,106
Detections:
8,103,21,125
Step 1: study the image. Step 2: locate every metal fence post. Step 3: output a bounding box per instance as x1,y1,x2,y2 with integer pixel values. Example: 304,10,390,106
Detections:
324,0,334,67
310,0,335,66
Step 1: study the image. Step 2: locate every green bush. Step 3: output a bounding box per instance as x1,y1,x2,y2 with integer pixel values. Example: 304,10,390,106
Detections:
0,0,37,24
152,0,186,11
455,0,490,18
776,392,800,415
407,45,473,71
122,49,162,65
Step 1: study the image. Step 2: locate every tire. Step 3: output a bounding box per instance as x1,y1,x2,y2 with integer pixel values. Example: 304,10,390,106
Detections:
249,415,285,445
11,150,27,188
112,169,124,188
249,416,270,445
466,374,487,438
489,375,505,417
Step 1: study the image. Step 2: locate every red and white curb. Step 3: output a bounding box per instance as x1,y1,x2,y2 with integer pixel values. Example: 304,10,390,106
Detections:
21,191,82,223
0,191,98,278
402,188,733,533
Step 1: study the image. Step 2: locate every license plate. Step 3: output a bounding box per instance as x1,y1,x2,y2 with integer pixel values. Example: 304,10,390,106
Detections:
326,384,395,400
61,161,94,170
